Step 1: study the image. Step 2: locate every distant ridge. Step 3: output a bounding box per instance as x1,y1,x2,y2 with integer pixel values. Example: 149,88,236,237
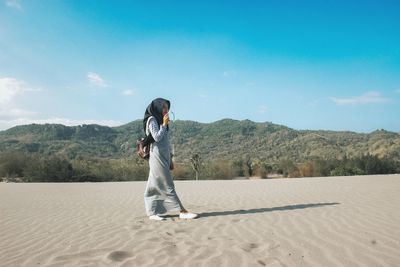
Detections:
1,119,399,163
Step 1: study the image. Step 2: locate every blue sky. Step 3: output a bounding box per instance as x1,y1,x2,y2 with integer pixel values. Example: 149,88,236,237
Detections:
1,0,399,132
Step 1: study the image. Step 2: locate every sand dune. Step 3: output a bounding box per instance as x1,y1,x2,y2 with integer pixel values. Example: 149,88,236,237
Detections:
1,174,400,267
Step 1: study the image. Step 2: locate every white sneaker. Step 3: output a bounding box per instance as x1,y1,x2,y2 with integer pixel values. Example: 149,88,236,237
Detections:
179,212,198,219
149,214,166,221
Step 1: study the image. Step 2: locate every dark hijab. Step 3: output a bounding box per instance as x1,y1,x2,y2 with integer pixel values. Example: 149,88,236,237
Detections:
143,97,170,133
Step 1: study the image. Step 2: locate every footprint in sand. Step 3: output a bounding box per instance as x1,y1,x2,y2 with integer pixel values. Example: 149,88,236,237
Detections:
216,223,225,228
174,229,187,234
240,242,259,252
130,226,141,231
257,259,266,266
107,250,134,262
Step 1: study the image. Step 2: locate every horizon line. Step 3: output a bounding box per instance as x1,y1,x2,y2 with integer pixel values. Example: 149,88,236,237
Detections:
1,117,398,135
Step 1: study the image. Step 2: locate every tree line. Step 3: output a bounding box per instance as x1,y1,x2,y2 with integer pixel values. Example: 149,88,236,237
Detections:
0,151,399,182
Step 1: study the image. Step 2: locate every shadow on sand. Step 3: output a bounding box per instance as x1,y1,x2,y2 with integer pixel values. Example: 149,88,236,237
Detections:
159,202,340,219
167,202,340,219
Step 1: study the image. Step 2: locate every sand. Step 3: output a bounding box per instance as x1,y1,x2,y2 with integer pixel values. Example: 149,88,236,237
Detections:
1,174,400,267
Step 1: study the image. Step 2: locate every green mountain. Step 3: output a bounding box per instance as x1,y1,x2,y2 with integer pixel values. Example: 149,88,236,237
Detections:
1,119,399,163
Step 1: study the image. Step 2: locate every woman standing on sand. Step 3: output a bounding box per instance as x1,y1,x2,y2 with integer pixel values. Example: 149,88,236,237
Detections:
143,98,198,221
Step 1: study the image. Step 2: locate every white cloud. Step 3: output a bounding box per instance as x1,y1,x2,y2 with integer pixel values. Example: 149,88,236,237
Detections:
222,70,237,77
307,97,325,107
0,77,42,104
258,105,268,114
5,0,22,10
0,107,40,120
0,117,124,131
245,81,256,87
330,91,389,106
0,77,43,121
196,88,209,99
121,89,135,96
0,76,125,131
199,93,208,98
87,72,107,87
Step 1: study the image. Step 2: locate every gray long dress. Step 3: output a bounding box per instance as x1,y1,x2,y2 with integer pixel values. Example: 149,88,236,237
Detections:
144,117,184,216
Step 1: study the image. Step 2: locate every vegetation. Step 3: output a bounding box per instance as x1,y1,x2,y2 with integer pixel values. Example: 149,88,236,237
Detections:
0,151,399,183
190,153,202,180
0,119,399,182
0,152,149,182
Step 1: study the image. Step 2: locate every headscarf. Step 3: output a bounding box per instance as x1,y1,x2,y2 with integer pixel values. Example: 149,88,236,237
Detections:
143,97,170,133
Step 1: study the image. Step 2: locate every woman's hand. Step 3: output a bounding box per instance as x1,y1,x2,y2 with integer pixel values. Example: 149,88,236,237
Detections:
163,113,170,126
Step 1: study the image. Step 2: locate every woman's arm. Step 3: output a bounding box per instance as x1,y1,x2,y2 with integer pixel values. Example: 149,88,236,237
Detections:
148,117,167,142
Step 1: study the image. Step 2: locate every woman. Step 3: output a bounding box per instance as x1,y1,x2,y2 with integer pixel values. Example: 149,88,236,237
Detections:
143,98,198,221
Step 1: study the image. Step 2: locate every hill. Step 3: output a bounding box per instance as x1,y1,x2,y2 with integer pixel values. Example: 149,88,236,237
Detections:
1,119,399,164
